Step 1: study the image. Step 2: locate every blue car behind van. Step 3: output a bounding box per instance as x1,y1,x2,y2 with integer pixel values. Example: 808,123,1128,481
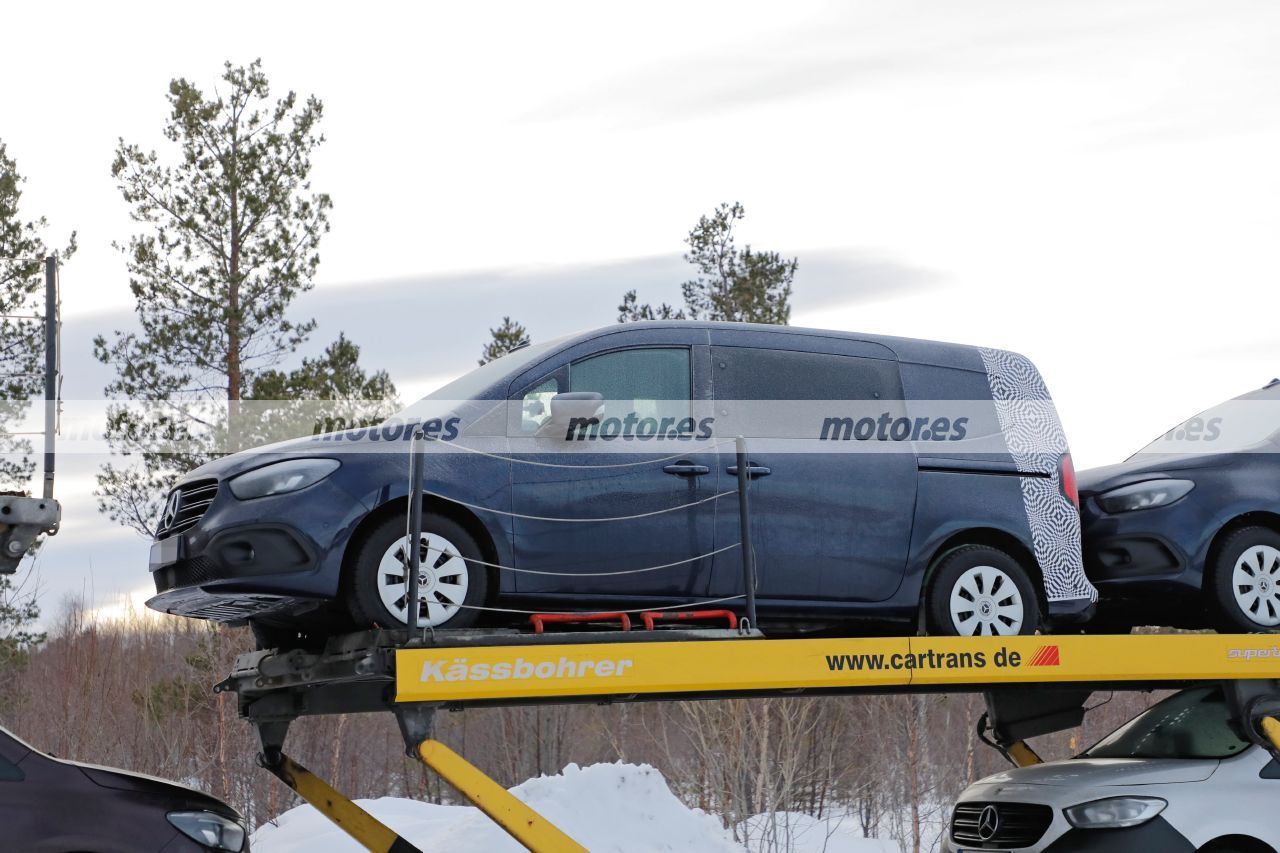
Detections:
146,322,1096,643
1079,380,1280,632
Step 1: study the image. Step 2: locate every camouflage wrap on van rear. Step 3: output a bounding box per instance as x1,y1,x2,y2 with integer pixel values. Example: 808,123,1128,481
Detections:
979,348,1097,604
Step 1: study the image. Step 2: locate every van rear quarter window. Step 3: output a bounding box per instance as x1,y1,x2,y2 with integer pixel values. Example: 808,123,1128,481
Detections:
900,362,1004,450
711,346,905,439
711,346,902,400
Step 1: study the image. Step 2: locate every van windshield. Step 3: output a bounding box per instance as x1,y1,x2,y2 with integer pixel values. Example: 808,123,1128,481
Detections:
1131,382,1280,458
1080,686,1251,760
421,336,570,402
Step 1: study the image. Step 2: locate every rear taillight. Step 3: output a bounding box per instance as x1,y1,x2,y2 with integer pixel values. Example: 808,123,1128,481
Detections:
1059,453,1079,509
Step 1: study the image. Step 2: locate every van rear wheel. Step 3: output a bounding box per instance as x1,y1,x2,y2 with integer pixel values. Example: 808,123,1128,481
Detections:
926,545,1041,636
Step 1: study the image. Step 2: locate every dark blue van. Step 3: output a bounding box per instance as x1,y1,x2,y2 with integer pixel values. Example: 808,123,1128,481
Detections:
146,322,1096,641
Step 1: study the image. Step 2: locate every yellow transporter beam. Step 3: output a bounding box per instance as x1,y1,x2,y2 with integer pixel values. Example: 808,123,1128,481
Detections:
262,753,423,853
418,740,588,852
1262,717,1280,753
396,634,1280,704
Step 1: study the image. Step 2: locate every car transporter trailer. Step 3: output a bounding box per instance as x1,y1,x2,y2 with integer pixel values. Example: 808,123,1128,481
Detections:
206,432,1280,853
219,626,1280,853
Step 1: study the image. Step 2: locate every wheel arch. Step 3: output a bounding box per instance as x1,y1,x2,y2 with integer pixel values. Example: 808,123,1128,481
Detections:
1204,511,1280,588
920,527,1046,620
1199,834,1277,853
340,495,503,604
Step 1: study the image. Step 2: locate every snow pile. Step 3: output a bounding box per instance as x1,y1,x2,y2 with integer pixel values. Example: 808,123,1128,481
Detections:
252,762,742,853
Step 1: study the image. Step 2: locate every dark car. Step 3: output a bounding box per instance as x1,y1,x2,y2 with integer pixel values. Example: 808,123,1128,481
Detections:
0,725,248,853
1079,380,1280,631
146,321,1096,642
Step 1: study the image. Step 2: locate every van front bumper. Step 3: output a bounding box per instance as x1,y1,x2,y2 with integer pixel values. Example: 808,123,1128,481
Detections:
1046,595,1097,629
1040,817,1195,852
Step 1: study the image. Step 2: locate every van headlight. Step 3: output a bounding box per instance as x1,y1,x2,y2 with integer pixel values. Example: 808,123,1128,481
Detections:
228,459,340,500
1096,479,1194,513
1064,796,1167,829
166,811,246,850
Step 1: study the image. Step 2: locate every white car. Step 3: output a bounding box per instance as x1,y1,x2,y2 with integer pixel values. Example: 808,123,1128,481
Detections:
947,686,1280,853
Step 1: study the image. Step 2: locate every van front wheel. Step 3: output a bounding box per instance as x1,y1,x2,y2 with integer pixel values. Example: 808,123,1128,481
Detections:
926,545,1041,636
1209,525,1280,633
346,513,488,630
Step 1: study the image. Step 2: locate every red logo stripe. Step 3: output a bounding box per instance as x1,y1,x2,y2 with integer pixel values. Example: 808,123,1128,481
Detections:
1028,645,1061,667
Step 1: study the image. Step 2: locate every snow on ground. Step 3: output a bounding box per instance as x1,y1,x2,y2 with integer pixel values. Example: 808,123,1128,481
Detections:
738,813,899,853
252,762,898,853
253,762,737,852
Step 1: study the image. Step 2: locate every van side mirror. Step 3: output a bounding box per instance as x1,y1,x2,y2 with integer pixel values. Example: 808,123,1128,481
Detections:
549,392,604,426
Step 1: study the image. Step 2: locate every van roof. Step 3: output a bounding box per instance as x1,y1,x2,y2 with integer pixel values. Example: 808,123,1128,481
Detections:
565,320,997,370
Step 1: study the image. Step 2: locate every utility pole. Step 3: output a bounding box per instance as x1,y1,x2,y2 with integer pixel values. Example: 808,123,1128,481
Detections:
43,255,57,499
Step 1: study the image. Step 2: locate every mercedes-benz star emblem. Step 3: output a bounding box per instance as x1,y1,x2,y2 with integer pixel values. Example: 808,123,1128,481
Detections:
977,805,1001,842
161,492,180,532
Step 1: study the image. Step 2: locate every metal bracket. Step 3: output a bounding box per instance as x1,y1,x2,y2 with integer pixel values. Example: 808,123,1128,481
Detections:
393,703,436,758
981,687,1094,767
254,720,292,766
1224,679,1280,761
0,495,60,574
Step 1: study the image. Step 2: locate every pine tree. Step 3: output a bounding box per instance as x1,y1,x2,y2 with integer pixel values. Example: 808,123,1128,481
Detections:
620,202,796,325
0,142,75,493
479,317,530,365
248,333,398,441
94,60,389,535
616,291,684,323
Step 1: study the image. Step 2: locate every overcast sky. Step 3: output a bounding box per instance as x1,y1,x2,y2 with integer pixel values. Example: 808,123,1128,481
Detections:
3,0,1278,621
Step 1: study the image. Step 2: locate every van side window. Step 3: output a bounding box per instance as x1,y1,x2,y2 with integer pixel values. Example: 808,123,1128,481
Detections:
711,347,901,400
569,347,691,420
0,755,23,782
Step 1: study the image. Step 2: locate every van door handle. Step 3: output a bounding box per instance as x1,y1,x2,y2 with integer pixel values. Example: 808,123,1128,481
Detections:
726,464,772,478
663,463,710,476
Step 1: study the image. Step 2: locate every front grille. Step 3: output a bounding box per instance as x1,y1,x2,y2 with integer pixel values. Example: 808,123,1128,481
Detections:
951,801,1053,849
156,479,219,538
154,556,222,592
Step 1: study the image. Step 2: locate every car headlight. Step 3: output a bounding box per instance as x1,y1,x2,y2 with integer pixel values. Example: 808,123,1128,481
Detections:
1096,479,1194,513
1064,796,1167,829
166,811,246,851
228,459,340,500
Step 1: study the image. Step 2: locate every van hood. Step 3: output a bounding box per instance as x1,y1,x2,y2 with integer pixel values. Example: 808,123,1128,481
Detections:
1076,453,1226,496
978,757,1218,788
71,760,240,817
182,401,481,482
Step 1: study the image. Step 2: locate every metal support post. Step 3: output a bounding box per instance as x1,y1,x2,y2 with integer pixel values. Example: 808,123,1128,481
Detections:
735,435,758,628
406,429,425,631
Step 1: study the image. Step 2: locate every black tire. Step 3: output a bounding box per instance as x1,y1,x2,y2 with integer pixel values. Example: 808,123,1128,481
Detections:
346,512,489,630
926,544,1042,636
1210,525,1280,633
